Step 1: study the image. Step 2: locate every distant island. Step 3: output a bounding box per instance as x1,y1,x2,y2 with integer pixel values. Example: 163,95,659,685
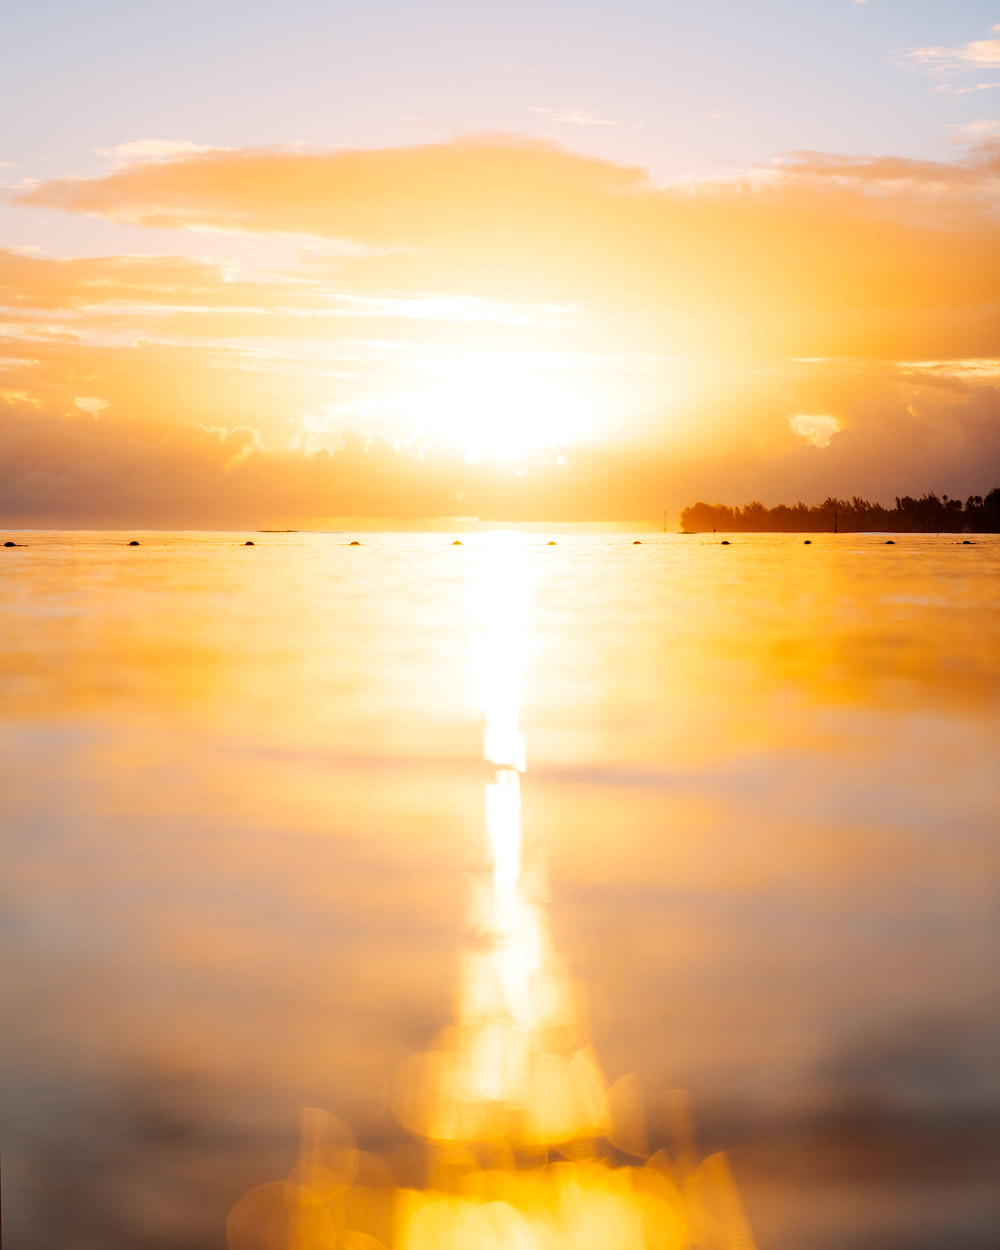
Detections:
680,489,1000,534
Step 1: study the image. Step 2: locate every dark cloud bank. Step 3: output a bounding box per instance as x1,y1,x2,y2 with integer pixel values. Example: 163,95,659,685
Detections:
2,384,999,528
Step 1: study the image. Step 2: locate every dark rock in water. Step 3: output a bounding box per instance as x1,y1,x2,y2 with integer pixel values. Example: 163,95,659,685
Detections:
452,540,462,545
963,540,973,545
129,540,140,546
547,541,557,545
4,541,15,547
633,540,642,544
885,540,895,545
244,540,255,546
803,540,812,545
349,540,361,545
721,540,730,545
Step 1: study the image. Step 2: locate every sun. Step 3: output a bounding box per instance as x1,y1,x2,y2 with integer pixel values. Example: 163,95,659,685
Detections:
404,353,602,460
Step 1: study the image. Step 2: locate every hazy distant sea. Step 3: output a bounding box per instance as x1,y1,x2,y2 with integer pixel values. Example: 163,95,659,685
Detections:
2,531,998,1249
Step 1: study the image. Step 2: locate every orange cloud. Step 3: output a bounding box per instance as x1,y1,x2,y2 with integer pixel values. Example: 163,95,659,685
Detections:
15,135,1000,362
0,246,314,315
5,135,1000,523
903,24,1000,73
2,375,997,528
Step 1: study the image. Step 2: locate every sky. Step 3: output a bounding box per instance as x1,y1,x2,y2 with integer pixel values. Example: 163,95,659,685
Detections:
2,0,1000,525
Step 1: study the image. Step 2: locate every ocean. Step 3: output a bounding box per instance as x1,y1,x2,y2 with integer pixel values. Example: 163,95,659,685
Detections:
1,530,998,1249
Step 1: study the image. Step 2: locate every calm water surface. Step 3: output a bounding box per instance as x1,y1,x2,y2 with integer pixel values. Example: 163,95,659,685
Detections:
1,531,998,1249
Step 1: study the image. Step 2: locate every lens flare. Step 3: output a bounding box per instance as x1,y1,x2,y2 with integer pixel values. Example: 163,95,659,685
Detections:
229,534,756,1250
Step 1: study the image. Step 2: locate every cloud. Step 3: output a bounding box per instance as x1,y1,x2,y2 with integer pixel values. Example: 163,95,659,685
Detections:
530,108,617,127
13,134,1000,363
932,81,1000,97
789,414,840,448
73,396,108,416
1,368,998,527
96,139,221,169
14,135,642,242
949,119,1000,137
0,247,272,312
772,144,1000,186
749,385,1000,506
5,135,1000,523
901,23,1000,73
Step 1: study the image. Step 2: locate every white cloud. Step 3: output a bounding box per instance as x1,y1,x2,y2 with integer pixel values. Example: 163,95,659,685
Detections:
97,139,220,168
932,81,1000,96
74,396,109,416
789,413,840,448
948,118,1000,136
530,107,616,127
902,23,1000,73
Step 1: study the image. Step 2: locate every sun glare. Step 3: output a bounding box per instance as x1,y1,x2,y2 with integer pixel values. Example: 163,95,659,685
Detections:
404,357,601,460
227,536,757,1250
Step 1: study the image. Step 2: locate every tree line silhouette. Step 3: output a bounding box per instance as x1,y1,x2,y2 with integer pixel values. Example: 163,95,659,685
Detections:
680,488,1000,534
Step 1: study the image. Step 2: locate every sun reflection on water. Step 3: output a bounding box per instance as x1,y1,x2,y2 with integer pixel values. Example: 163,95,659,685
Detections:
228,534,756,1250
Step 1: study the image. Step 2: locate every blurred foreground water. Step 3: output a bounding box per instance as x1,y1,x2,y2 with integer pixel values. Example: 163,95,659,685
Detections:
1,531,998,1249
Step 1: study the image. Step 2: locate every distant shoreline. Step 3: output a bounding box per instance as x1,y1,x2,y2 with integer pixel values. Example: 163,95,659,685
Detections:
681,489,1000,534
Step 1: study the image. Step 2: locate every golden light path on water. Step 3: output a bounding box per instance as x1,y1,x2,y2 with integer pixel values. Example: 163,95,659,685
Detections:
228,534,756,1250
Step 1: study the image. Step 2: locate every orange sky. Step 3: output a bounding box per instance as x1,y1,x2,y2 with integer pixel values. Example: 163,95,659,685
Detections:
3,9,1000,525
